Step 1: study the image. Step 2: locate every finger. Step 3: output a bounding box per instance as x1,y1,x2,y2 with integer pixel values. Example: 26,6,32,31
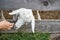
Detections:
4,24,13,28
2,27,11,30
9,23,14,26
7,28,11,30
9,26,13,28
1,28,8,31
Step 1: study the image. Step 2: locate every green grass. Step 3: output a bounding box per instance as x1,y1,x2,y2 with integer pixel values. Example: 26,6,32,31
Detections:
0,33,50,40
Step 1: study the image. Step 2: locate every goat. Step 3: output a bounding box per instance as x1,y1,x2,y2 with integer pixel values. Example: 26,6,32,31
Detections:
9,8,41,33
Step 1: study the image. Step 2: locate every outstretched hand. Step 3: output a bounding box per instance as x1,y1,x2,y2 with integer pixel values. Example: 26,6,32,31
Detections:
0,20,14,30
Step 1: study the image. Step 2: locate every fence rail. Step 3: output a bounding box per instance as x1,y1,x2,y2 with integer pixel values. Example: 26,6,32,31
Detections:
0,0,60,11
0,20,60,33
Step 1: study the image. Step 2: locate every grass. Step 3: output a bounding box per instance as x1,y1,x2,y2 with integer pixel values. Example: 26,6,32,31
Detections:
0,33,50,40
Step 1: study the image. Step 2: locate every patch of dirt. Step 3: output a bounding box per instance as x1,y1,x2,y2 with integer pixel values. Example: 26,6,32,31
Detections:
39,11,60,19
0,10,13,19
33,10,60,19
51,36,60,40
50,34,60,40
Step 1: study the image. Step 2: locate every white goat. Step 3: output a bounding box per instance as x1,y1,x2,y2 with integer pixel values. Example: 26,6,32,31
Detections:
9,8,41,33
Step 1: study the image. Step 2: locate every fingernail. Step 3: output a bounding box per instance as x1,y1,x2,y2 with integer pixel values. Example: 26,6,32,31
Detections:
9,23,14,26
9,26,13,27
12,23,14,25
8,28,11,30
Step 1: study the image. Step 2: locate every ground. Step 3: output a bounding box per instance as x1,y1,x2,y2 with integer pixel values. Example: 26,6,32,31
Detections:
0,33,50,40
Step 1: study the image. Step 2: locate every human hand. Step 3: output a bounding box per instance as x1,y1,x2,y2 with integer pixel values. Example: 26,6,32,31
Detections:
0,20,14,30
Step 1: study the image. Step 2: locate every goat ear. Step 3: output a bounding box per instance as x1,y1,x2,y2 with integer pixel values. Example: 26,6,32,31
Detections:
9,9,21,15
9,12,18,15
9,13,13,15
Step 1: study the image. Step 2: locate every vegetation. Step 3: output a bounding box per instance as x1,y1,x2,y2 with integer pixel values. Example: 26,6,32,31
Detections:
0,33,50,40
